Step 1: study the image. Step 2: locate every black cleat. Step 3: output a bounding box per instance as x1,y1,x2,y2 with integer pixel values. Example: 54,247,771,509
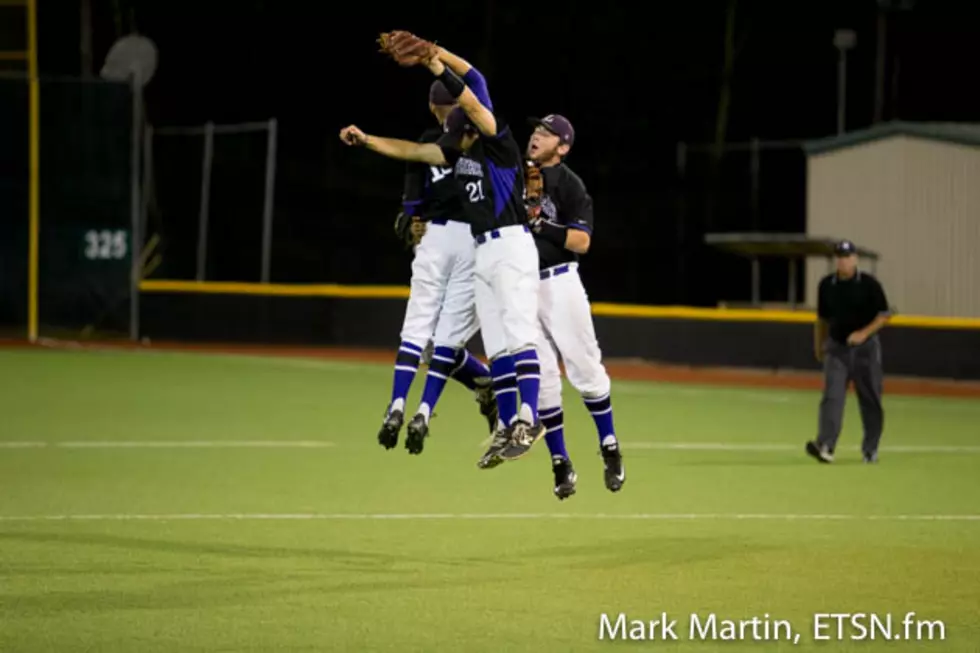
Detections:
405,414,429,455
552,456,578,501
473,380,498,434
601,442,625,492
477,423,510,469
805,440,834,463
377,409,403,450
863,450,878,464
499,421,546,461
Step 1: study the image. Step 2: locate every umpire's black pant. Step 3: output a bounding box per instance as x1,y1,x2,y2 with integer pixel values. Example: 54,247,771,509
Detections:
817,336,884,456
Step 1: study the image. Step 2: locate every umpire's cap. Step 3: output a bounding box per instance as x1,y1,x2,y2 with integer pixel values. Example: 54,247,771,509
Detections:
528,114,575,147
834,240,857,256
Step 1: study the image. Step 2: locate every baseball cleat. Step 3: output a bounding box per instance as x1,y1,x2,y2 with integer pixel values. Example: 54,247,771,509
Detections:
377,409,403,450
601,442,625,492
498,420,545,461
805,440,834,463
473,380,498,434
405,414,429,455
863,450,878,464
552,456,578,501
477,423,510,469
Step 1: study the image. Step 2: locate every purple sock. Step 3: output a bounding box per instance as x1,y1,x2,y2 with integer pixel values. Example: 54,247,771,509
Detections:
512,348,541,423
389,341,421,412
449,349,491,391
540,407,569,459
417,345,455,420
583,392,617,446
490,355,519,426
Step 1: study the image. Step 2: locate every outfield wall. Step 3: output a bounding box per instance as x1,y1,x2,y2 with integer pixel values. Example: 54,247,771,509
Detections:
138,281,980,381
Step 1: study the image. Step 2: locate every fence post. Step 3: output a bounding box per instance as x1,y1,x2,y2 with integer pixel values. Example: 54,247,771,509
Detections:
196,121,215,281
750,136,760,230
129,70,143,341
141,124,153,247
260,118,278,283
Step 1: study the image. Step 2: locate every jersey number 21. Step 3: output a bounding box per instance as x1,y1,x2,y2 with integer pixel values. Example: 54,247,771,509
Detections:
466,180,485,203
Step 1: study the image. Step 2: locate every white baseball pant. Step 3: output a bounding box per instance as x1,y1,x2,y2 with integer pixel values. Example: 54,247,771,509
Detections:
536,262,611,409
471,225,541,360
400,220,480,350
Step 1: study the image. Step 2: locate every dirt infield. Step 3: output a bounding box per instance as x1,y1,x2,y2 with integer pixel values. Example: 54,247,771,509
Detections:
3,337,980,399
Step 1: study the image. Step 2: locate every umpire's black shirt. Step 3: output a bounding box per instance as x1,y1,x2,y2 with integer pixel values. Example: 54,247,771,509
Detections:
817,271,890,344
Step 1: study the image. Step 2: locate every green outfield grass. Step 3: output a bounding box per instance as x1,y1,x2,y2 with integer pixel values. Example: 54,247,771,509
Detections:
1,348,978,652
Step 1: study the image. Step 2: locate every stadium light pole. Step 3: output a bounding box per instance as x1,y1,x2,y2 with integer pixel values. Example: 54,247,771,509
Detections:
833,29,856,134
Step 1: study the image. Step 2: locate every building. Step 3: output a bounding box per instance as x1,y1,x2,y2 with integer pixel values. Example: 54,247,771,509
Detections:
804,121,980,318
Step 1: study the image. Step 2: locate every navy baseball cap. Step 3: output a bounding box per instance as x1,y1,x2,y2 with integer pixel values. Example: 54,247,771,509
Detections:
445,106,476,136
428,80,455,107
529,114,575,147
834,240,857,256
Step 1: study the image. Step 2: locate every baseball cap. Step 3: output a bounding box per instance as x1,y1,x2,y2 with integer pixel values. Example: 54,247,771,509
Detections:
428,80,456,107
529,114,575,147
834,240,857,256
445,106,476,137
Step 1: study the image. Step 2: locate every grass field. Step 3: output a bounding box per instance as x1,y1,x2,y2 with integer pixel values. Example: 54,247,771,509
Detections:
1,347,979,652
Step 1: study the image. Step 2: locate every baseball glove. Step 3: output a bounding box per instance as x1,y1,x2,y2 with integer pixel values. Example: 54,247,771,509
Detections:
394,211,427,249
377,31,439,67
524,161,544,220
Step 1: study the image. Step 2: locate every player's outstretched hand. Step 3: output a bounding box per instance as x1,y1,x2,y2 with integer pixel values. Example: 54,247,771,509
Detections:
340,125,367,147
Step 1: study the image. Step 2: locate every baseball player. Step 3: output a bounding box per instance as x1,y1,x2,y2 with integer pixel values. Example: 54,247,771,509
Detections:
342,33,545,465
519,114,625,499
377,62,498,455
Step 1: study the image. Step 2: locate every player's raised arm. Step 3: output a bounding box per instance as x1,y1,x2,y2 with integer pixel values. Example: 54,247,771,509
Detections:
339,125,448,166
424,58,498,137
377,31,496,134
435,46,493,110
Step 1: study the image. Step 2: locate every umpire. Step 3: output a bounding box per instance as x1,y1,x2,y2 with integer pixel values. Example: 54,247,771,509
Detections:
806,240,891,464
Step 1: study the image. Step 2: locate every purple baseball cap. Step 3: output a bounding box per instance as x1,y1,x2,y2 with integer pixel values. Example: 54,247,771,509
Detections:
428,80,456,107
529,114,575,147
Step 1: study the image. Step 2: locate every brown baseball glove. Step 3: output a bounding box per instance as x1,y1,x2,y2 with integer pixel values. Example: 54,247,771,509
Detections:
409,217,427,245
394,211,427,249
524,161,544,219
377,31,439,67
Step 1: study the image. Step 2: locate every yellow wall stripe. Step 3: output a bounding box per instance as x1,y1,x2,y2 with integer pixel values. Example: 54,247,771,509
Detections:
138,280,980,330
140,279,410,299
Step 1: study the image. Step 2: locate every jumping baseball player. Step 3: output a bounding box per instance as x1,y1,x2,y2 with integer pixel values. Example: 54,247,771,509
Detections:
522,115,625,499
376,69,498,455
342,32,545,465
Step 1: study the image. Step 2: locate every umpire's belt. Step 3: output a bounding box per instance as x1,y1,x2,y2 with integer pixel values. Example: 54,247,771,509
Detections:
474,224,529,246
539,263,576,281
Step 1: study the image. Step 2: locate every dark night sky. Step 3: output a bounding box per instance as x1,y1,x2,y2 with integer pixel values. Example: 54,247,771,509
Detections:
32,0,980,306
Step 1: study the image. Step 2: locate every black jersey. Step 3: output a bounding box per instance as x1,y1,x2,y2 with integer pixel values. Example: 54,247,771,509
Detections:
401,128,463,223
534,163,595,269
439,121,527,236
